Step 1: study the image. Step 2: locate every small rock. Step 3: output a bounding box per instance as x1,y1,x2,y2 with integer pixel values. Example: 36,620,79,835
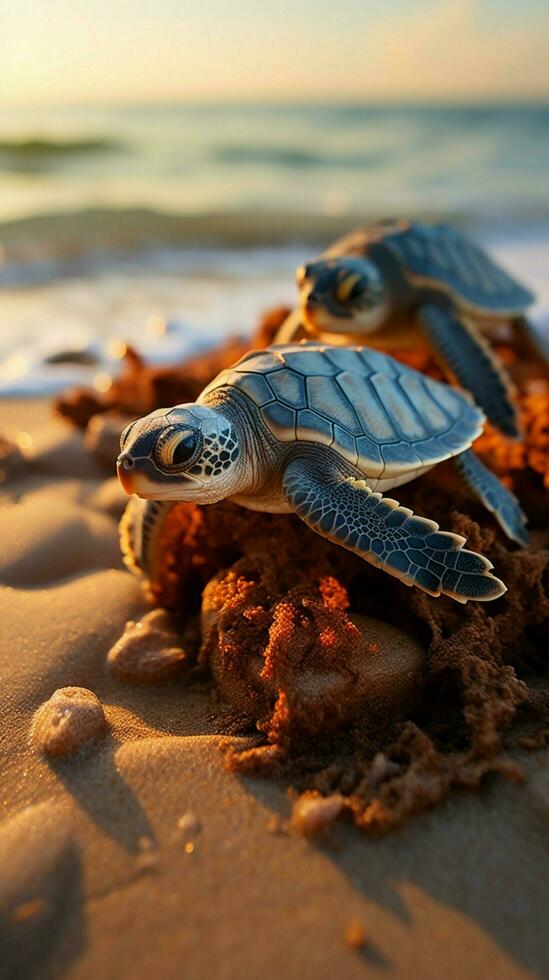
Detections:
290,792,345,837
370,752,401,785
107,609,189,683
344,918,368,950
266,814,286,836
29,687,107,757
177,811,201,836
11,898,47,923
135,836,158,873
46,348,99,366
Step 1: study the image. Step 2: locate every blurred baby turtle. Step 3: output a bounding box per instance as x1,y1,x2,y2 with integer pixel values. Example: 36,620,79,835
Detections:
117,342,528,604
278,220,548,439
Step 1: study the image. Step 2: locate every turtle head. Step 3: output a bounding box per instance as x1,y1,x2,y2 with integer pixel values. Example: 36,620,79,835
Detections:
117,404,242,504
296,257,389,335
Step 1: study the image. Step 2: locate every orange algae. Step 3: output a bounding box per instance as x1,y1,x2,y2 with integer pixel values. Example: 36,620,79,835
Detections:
344,919,368,951
476,388,549,489
203,570,423,744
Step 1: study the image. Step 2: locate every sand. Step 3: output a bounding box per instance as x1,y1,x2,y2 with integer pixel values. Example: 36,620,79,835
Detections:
0,396,548,980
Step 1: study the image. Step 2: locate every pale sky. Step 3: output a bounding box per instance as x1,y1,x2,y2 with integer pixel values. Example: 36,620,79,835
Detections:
0,0,548,104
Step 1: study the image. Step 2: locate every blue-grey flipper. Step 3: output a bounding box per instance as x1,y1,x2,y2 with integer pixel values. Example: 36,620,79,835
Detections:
453,449,528,547
418,301,521,439
283,456,506,603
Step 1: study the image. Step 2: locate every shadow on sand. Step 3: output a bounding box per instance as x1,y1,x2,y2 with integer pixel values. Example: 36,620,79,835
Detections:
243,768,549,978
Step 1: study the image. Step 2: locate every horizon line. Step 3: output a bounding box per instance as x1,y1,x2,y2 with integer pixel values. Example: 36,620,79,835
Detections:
1,95,549,110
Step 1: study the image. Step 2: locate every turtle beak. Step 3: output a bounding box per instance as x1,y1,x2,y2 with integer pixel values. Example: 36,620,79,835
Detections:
117,453,136,494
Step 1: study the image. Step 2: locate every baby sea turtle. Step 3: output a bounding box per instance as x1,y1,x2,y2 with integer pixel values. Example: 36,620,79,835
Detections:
117,342,528,604
279,220,544,439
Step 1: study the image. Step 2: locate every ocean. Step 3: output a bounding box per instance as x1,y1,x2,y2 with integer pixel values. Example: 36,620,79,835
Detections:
0,102,548,395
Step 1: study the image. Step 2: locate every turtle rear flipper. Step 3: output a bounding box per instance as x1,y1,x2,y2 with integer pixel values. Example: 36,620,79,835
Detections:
417,301,522,439
454,449,528,547
119,497,173,578
283,455,506,603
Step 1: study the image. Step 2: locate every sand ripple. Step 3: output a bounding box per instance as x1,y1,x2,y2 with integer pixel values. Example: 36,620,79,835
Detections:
0,493,122,586
0,801,80,977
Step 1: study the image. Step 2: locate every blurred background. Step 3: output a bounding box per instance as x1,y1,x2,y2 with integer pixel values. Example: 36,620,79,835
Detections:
0,0,548,394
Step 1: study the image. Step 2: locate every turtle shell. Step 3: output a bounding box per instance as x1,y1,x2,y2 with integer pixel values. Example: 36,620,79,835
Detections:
325,220,534,316
199,343,484,480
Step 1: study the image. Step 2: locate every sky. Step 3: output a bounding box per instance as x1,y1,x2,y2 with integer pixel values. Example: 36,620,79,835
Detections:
1,0,548,105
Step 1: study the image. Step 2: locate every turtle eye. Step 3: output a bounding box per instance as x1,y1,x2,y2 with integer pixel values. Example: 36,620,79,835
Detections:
172,430,198,465
335,272,363,305
155,428,198,469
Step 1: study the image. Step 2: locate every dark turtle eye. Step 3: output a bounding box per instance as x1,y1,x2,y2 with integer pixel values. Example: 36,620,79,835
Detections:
172,430,197,465
335,273,364,305
347,280,364,301
155,427,198,469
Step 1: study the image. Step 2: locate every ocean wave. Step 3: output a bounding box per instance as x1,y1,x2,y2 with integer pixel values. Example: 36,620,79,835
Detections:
0,205,487,273
212,143,388,169
0,206,549,278
0,137,123,171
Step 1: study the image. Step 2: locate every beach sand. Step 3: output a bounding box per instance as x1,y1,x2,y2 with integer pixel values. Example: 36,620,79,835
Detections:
1,395,548,980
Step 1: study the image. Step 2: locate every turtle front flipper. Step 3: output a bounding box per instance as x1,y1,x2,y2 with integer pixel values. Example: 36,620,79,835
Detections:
274,309,308,343
453,449,528,547
418,301,522,439
283,456,506,603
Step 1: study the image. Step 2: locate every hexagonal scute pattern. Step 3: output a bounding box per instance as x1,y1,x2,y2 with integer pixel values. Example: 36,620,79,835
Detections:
205,343,484,478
